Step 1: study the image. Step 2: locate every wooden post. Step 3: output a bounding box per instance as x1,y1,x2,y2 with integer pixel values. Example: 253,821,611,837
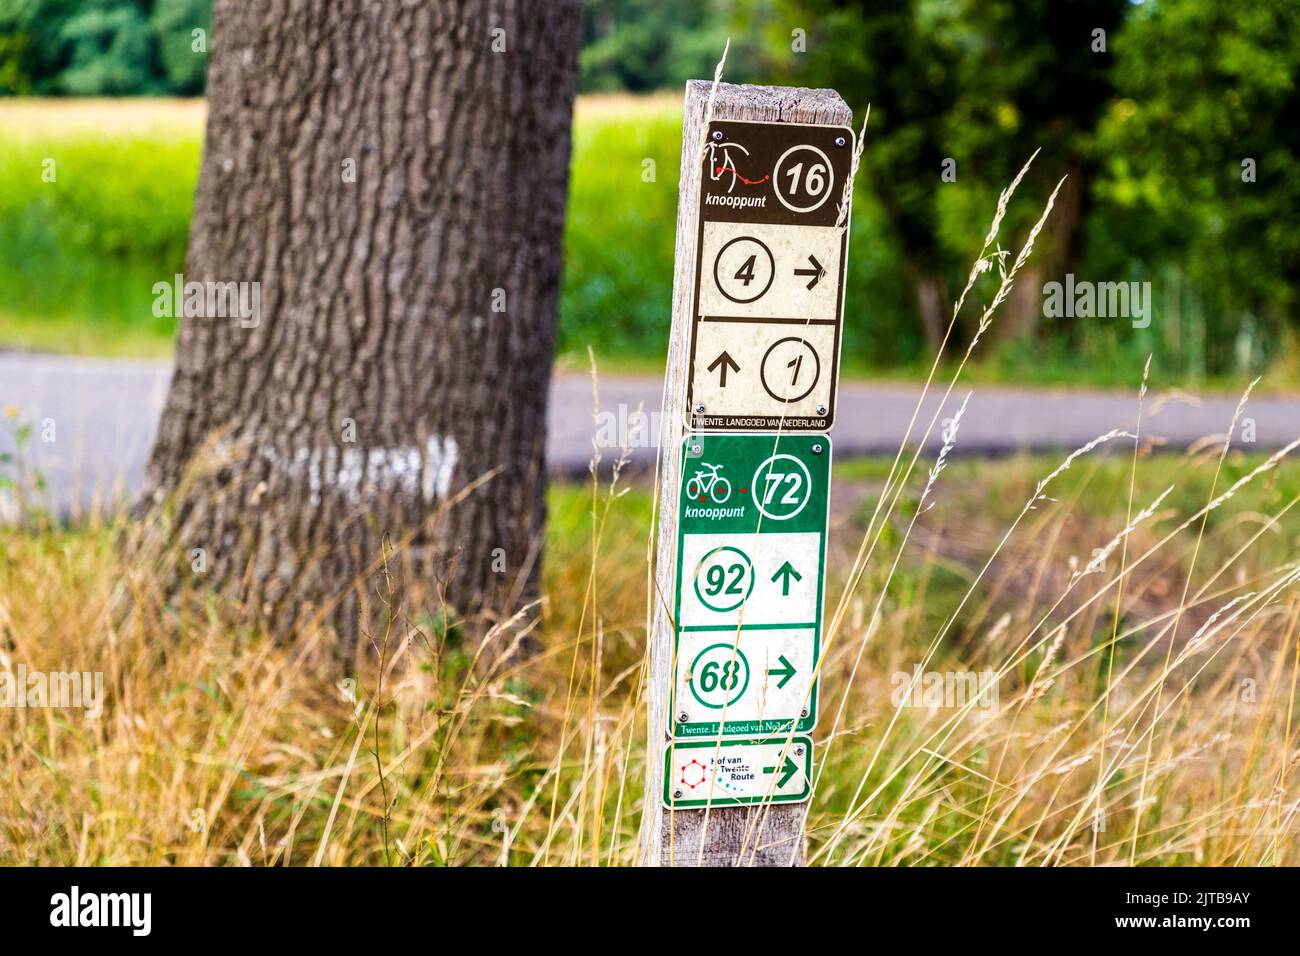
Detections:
642,80,852,867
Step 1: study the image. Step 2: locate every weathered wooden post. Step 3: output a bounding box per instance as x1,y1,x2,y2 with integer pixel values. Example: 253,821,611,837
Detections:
642,81,853,866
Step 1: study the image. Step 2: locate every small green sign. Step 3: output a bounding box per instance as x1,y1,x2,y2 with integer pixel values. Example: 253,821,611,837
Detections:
664,735,814,808
671,433,829,738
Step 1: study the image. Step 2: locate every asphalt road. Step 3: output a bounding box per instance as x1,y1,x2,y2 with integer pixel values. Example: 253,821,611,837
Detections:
4,353,1298,520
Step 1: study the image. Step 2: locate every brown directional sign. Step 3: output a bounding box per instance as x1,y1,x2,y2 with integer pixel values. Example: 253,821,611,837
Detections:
686,120,853,432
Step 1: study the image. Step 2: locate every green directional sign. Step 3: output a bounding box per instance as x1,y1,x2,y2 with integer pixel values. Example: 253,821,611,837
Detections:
671,432,830,738
664,735,814,808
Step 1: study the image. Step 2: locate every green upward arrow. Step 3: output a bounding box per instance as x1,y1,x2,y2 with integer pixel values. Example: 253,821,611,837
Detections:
763,755,799,788
771,561,802,596
767,654,796,690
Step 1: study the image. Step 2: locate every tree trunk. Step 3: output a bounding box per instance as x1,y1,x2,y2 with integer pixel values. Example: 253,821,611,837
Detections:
136,0,583,647
913,272,947,352
1002,263,1043,341
1001,164,1085,342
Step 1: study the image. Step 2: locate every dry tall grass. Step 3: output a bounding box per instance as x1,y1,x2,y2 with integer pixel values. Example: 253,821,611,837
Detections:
1,423,1297,865
2,150,1297,867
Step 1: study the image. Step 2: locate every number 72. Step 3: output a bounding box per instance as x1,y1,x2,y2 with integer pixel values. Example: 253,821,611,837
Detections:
762,471,803,505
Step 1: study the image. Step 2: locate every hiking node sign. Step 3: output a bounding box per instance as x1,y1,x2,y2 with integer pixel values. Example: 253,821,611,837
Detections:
686,120,853,432
670,432,830,743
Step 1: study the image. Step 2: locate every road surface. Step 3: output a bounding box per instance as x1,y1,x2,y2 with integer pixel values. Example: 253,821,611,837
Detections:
3,353,1297,520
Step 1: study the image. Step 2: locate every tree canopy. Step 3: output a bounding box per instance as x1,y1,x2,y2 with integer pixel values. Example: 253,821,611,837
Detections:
0,0,210,95
766,0,1298,375
3,0,1295,377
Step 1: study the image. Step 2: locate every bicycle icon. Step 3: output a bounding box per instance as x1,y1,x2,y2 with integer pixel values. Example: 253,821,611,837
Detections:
685,462,732,503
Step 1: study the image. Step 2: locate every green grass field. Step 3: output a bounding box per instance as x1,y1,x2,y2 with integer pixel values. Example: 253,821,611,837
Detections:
0,95,918,370
0,100,198,355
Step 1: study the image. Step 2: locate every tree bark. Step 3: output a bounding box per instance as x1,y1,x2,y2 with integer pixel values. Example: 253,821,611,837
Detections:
913,272,946,352
136,0,583,647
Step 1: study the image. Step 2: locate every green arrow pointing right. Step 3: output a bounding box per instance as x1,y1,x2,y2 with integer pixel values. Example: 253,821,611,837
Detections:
767,654,796,690
763,755,799,789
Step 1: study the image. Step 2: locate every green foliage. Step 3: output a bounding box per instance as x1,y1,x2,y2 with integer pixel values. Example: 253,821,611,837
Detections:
1092,0,1300,374
580,0,759,92
4,0,745,97
0,0,206,95
58,1,159,96
773,0,1126,332
769,0,1299,383
150,0,210,94
559,101,680,357
0,0,76,95
769,0,963,277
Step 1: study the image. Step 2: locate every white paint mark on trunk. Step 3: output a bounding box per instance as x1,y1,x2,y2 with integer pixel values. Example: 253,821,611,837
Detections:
267,435,459,506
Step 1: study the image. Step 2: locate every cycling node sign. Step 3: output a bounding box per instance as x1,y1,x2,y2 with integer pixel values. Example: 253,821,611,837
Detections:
664,736,813,809
672,432,829,740
686,120,853,433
